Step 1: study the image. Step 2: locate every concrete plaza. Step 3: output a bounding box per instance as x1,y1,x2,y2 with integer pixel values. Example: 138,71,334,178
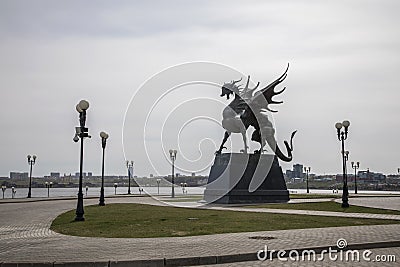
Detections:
0,195,399,266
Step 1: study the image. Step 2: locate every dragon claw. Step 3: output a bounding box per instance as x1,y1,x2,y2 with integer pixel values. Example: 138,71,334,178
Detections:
215,147,228,155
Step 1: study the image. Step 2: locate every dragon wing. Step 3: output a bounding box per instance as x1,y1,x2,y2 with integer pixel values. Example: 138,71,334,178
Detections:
250,63,289,112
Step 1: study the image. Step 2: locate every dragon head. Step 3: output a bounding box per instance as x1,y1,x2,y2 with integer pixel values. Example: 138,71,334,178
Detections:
220,78,242,100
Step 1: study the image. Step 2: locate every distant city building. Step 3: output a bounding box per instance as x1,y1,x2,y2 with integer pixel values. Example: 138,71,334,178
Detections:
358,170,386,183
50,172,60,178
293,164,304,178
10,172,28,180
149,174,154,178
286,164,304,179
87,172,93,177
192,172,196,177
336,170,386,183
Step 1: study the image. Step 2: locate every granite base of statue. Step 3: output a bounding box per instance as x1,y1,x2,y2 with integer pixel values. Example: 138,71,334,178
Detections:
203,153,289,204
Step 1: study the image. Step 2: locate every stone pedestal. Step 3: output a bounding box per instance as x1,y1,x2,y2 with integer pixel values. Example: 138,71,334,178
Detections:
203,153,289,204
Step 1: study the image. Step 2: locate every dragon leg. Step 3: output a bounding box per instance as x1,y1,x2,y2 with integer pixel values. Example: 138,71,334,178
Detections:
241,131,249,154
216,131,231,154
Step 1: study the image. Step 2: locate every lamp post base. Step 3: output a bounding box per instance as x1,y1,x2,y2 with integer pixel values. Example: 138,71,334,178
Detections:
99,188,105,206
342,188,350,208
75,192,85,221
341,202,349,208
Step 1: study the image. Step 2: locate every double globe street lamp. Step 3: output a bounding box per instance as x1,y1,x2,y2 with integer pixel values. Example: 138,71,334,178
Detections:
99,131,109,206
304,167,311,193
169,149,177,198
73,99,90,221
45,182,53,197
351,161,360,194
1,185,6,199
114,183,118,195
335,120,350,208
126,160,134,194
27,155,37,198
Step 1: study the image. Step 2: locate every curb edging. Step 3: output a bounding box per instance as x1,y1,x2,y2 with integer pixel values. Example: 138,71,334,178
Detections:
2,240,400,267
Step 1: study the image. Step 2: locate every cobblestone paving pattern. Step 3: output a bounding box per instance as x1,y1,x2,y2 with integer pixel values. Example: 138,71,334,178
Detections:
0,196,399,263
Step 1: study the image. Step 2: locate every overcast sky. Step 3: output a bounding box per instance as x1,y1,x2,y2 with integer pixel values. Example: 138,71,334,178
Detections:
1,0,399,177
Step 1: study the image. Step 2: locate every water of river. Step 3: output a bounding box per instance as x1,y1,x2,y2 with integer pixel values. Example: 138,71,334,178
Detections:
0,186,205,199
1,187,399,199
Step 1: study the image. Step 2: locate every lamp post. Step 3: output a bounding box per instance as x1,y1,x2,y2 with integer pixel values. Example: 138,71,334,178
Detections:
99,131,109,206
114,183,118,195
27,155,37,198
1,185,6,199
351,161,360,194
156,179,161,195
183,182,187,194
126,161,134,194
304,167,311,193
335,120,350,208
45,182,53,197
169,149,177,198
73,99,90,221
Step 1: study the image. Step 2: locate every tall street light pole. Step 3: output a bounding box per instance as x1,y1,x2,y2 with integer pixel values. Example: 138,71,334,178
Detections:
335,120,350,208
351,161,360,194
304,167,311,193
73,99,90,221
27,155,37,198
126,161,133,194
344,150,350,193
114,183,118,194
99,131,109,206
1,185,6,199
45,181,52,197
169,149,177,198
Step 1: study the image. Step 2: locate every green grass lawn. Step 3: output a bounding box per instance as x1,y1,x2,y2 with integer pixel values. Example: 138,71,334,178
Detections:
247,201,400,215
289,194,339,199
162,195,204,202
50,203,400,238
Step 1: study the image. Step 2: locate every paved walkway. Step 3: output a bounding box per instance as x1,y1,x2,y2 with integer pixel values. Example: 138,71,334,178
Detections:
0,196,399,266
337,197,400,211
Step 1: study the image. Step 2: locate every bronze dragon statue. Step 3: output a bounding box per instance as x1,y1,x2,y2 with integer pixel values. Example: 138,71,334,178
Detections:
216,64,297,162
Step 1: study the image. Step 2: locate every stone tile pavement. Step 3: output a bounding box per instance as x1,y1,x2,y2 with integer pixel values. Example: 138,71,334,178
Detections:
337,197,400,211
0,196,399,265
